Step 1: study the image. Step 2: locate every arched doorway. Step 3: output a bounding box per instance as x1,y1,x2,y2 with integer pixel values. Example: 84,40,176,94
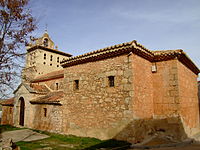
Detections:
19,97,25,126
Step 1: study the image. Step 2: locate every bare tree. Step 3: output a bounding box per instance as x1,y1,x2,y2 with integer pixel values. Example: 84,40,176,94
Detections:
0,0,36,98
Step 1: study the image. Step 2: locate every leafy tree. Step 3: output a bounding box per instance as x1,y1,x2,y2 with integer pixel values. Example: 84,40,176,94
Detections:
0,0,36,98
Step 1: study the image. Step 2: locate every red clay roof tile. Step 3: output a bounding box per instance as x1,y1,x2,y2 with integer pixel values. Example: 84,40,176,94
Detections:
0,97,14,106
31,70,64,83
30,84,50,93
30,91,63,105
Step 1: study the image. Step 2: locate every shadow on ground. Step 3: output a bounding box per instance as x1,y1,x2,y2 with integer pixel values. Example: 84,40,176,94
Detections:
83,139,131,150
84,117,190,149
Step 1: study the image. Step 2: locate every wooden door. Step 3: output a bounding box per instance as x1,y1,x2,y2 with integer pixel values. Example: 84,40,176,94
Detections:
19,98,25,126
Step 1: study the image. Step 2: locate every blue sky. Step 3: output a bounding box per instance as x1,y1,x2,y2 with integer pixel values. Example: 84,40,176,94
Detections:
31,0,200,74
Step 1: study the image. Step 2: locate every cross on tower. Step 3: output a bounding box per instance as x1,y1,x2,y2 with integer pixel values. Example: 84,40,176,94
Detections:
45,24,48,32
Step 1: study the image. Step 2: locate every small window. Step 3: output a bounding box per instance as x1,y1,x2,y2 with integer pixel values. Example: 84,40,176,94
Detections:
50,63,52,66
57,57,59,63
57,65,59,67
74,80,79,90
50,55,53,61
108,76,115,87
43,62,46,65
56,83,59,90
43,108,47,117
44,53,46,60
43,38,48,47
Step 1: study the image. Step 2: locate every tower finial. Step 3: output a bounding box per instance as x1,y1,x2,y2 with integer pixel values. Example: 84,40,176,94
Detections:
45,23,48,33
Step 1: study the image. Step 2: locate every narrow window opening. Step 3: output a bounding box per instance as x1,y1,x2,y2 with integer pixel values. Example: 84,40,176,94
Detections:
44,53,46,60
74,80,79,90
108,76,115,87
43,62,46,65
50,55,53,61
43,108,47,117
57,57,59,63
50,63,52,66
43,38,48,47
56,83,59,90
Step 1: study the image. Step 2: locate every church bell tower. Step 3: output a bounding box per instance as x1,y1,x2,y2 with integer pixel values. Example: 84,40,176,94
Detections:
22,31,72,82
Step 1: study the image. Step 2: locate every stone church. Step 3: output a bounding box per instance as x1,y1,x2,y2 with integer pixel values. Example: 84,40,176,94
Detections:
1,32,200,142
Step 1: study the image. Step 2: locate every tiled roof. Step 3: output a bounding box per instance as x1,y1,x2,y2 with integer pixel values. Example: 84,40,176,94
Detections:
0,97,14,106
30,91,63,105
14,83,50,94
27,45,72,57
31,70,64,83
30,84,50,93
61,40,199,75
152,49,183,61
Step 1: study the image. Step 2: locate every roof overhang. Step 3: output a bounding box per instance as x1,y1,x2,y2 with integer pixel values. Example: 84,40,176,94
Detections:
60,40,199,75
27,45,72,57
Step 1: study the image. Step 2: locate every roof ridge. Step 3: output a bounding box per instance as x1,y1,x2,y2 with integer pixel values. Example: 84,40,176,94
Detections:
61,41,135,63
153,49,183,53
133,40,153,55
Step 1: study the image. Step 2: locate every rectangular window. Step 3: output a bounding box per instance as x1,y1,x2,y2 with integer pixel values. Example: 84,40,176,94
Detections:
74,80,79,90
50,55,53,61
43,108,47,117
108,76,115,87
44,53,46,60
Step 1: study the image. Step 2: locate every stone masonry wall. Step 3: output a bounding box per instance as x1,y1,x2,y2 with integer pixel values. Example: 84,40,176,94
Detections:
1,106,13,125
31,104,62,133
132,54,154,119
63,54,134,140
177,61,199,130
152,60,179,118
